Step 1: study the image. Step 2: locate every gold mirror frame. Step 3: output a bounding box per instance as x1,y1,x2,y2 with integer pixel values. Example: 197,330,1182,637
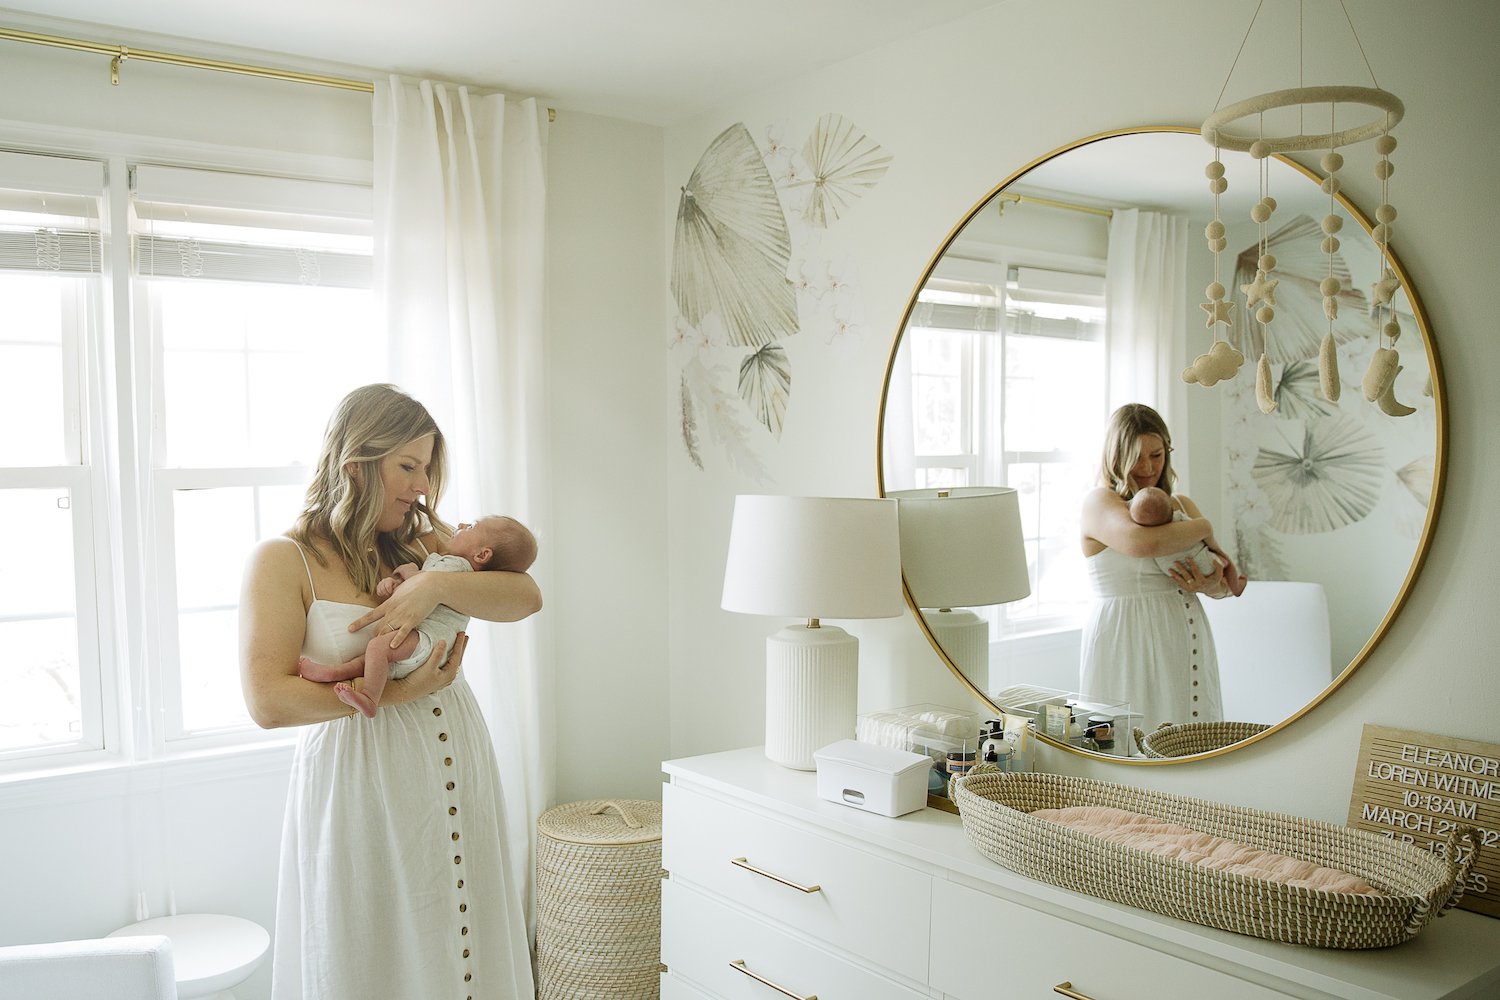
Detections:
877,125,1447,763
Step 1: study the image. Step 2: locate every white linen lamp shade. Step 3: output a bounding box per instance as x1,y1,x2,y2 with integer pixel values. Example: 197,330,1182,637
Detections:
888,487,1031,691
721,495,904,769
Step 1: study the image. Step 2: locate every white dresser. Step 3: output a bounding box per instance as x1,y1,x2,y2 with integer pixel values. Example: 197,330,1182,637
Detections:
661,747,1500,1000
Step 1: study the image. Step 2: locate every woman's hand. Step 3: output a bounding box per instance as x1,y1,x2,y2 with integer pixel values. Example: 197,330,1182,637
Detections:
392,632,467,701
1167,557,1230,597
348,570,442,647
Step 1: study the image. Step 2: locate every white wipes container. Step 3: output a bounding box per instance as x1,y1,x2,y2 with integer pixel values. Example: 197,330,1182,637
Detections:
813,739,932,817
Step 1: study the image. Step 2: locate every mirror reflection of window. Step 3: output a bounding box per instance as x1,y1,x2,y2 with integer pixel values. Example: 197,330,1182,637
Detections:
902,263,1105,637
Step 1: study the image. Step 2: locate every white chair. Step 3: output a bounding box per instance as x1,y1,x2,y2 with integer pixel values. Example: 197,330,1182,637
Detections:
1202,580,1334,725
0,934,176,1000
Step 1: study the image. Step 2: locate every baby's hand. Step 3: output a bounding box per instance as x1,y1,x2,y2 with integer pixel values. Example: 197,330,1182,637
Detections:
376,576,399,600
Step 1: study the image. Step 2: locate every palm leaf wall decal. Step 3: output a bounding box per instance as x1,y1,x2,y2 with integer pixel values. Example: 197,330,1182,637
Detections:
1229,215,1374,365
1271,359,1341,421
681,355,773,481
738,343,792,438
789,113,892,228
680,376,704,470
672,123,797,349
1395,456,1433,507
1252,414,1384,534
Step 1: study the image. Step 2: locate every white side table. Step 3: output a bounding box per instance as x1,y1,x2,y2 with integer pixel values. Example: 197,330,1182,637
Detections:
108,914,269,1000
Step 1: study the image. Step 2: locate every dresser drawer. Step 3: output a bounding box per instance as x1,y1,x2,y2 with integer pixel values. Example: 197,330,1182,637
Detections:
930,878,1285,1000
662,970,714,999
662,782,930,982
662,878,926,1000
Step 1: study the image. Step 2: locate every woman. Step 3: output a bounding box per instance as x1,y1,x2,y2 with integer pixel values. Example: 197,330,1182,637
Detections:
239,384,541,1000
1078,403,1245,740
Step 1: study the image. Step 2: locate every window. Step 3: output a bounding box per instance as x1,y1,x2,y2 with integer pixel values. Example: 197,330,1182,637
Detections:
902,261,1106,634
1,149,381,771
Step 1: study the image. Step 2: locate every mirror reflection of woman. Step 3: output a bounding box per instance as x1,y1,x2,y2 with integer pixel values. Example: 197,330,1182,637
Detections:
1078,403,1248,744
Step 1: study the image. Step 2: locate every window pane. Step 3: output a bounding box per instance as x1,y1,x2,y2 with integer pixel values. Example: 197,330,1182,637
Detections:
154,281,378,468
0,275,77,466
171,482,308,736
0,487,83,752
177,609,245,732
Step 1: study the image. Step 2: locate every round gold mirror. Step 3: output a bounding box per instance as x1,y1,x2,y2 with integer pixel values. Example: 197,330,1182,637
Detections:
878,126,1445,762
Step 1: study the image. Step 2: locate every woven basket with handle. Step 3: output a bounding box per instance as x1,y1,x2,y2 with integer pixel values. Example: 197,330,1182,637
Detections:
1134,720,1271,757
950,770,1477,949
536,798,663,999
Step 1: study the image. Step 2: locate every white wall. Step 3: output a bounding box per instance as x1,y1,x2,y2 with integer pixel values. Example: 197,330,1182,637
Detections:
662,0,1500,825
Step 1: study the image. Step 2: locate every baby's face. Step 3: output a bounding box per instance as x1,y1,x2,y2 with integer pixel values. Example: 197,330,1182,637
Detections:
447,517,505,567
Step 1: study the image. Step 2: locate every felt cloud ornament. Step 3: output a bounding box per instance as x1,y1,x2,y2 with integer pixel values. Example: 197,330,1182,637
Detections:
1182,340,1245,387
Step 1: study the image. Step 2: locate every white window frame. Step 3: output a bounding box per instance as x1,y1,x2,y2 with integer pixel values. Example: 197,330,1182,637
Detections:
0,126,374,781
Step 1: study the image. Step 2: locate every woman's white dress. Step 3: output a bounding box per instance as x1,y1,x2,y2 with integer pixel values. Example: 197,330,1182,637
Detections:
1078,545,1223,736
272,558,535,999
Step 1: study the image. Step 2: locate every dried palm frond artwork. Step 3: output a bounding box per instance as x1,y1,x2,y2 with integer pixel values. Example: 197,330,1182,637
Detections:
738,343,791,439
1251,414,1385,534
787,113,892,229
672,123,798,349
1228,215,1372,367
1268,359,1341,422
1394,455,1433,508
680,355,772,481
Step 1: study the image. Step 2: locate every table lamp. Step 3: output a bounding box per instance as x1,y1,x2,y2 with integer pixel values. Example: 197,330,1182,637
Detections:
888,487,1031,692
720,495,904,770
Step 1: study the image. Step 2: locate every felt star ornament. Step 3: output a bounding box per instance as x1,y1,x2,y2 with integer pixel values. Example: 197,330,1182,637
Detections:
1200,297,1234,328
1241,269,1279,309
1370,272,1401,308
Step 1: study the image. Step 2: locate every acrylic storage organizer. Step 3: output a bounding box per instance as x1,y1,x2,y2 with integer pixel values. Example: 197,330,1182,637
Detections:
856,702,981,799
991,684,1137,757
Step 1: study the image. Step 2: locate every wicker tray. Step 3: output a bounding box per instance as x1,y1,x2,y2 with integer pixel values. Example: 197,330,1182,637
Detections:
1134,721,1271,757
950,771,1478,949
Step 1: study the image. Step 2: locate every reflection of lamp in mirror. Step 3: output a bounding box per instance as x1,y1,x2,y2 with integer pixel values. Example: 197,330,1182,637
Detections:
889,487,1031,694
721,495,904,770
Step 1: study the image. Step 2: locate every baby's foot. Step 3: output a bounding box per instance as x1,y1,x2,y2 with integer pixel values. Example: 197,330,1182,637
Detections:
336,682,378,718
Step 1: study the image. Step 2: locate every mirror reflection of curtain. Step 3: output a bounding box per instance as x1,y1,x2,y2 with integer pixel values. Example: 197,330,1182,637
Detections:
1105,209,1190,483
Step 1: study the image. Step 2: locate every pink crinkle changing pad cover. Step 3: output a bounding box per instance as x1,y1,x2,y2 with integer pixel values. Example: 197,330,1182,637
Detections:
1031,804,1384,895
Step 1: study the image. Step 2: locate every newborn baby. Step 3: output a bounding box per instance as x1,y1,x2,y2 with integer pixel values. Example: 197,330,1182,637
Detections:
1129,486,1220,578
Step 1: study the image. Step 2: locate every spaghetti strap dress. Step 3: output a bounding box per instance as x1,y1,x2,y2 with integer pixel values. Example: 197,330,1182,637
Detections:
271,541,534,1000
1078,545,1223,738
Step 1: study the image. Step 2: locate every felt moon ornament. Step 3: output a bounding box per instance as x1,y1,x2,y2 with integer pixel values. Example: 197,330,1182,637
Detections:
1256,352,1278,413
1362,346,1400,402
1375,366,1416,417
1319,332,1341,401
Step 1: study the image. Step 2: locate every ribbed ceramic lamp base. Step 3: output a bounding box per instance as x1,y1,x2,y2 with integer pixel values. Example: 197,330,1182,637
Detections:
764,624,859,770
921,608,989,694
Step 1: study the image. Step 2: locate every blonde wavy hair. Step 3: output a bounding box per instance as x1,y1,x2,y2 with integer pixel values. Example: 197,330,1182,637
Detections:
1098,402,1177,501
291,384,451,595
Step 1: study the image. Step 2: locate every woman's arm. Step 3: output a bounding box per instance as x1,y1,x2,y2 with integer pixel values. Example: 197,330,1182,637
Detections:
346,567,542,643
1081,487,1213,558
238,538,463,729
1177,496,1248,598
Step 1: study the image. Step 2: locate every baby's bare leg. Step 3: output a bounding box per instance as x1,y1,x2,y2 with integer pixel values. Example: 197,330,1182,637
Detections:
335,632,420,718
298,653,365,683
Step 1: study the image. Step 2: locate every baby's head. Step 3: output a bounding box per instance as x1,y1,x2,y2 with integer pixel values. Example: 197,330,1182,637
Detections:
447,515,538,573
1128,486,1174,527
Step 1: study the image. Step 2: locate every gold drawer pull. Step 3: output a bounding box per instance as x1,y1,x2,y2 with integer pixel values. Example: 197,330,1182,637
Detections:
1054,982,1096,1000
730,958,818,1000
730,857,822,893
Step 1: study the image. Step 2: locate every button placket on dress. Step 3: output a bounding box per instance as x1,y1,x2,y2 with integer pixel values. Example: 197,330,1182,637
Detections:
435,702,473,996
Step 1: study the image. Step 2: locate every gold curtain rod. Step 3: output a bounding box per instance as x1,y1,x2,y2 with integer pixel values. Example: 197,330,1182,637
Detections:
0,25,556,121
997,191,1113,219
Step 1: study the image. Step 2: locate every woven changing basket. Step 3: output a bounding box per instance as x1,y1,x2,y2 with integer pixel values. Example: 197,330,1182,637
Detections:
536,798,663,1000
1134,721,1271,758
950,771,1478,949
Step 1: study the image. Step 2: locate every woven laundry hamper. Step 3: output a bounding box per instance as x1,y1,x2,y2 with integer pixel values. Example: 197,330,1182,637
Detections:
535,798,663,1000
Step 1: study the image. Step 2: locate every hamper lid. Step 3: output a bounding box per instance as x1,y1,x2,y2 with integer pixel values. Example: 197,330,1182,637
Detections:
538,798,663,846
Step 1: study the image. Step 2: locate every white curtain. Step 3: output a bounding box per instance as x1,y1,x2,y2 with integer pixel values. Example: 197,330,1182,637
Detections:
373,76,551,931
1104,208,1190,468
